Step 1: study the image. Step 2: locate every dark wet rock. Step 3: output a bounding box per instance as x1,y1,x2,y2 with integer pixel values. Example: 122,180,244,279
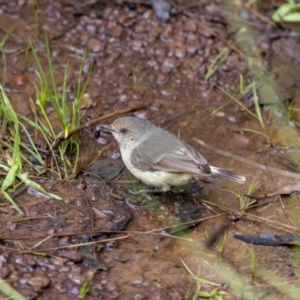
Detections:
150,0,171,23
86,159,124,181
108,204,132,232
83,256,107,270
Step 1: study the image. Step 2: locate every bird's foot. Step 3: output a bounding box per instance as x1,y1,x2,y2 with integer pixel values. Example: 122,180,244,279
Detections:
129,188,163,195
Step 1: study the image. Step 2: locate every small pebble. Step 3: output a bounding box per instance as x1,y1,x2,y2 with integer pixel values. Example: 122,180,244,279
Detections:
226,116,236,123
215,111,225,117
86,38,102,52
11,74,25,86
134,110,149,119
27,275,50,290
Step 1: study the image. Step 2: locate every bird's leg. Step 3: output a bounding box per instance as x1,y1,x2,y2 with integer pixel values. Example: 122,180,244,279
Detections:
129,187,164,195
124,198,148,210
169,186,185,193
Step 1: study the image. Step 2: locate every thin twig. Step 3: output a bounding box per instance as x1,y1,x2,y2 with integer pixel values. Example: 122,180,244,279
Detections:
242,3,276,28
193,138,300,180
201,199,296,233
279,195,296,228
36,213,228,251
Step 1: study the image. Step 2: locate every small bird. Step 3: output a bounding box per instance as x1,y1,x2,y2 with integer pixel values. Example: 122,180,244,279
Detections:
99,117,245,192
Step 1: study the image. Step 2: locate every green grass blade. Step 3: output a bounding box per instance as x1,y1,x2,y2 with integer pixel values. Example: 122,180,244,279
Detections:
18,173,62,200
205,49,229,82
0,278,26,300
216,85,259,120
252,81,265,130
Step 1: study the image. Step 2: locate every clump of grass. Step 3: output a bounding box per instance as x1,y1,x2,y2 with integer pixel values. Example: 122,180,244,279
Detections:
182,260,229,299
206,230,228,254
0,278,26,300
217,81,274,145
131,65,145,84
79,269,97,298
272,1,300,22
286,94,300,123
0,85,61,213
22,35,91,178
0,25,16,84
223,180,257,211
0,36,91,211
235,180,257,210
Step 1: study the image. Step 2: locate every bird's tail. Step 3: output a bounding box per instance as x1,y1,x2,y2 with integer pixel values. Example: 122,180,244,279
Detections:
210,166,246,183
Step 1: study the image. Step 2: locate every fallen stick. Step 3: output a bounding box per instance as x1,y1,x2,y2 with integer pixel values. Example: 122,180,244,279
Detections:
193,138,300,180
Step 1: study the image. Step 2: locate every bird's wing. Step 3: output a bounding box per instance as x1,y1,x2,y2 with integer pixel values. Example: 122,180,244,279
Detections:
131,141,211,175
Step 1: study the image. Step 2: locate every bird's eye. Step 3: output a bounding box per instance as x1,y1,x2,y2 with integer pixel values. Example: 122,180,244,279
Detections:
120,128,129,134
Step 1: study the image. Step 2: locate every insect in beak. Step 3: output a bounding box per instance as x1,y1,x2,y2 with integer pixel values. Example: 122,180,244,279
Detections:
95,124,115,138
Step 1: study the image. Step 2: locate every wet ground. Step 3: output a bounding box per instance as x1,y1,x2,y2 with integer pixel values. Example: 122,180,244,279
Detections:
1,0,300,299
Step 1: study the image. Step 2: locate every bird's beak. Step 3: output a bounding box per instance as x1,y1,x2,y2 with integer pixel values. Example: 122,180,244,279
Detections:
97,124,115,132
95,124,115,138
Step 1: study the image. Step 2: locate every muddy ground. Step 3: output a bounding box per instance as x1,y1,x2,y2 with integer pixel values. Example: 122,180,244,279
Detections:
1,1,300,299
